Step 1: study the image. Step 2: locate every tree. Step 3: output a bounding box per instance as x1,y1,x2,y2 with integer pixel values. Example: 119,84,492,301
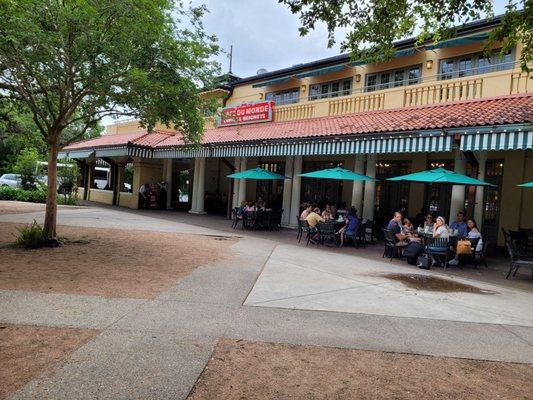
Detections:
57,160,80,203
13,148,42,190
279,0,532,70
0,0,220,241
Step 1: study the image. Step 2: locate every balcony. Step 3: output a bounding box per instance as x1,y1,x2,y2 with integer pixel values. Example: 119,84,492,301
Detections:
272,62,529,123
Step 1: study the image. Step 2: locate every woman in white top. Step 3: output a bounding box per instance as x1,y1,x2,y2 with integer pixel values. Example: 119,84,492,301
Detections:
432,216,450,238
467,219,483,252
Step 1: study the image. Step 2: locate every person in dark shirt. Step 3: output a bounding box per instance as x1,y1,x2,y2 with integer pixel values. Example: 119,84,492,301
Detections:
387,211,407,243
338,207,359,246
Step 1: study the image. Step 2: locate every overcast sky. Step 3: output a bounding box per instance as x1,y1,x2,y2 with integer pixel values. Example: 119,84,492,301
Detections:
196,0,511,79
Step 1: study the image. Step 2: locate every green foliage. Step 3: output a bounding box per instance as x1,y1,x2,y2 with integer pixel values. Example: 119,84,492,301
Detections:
0,186,46,202
279,0,531,71
0,102,46,175
57,160,80,198
15,220,45,249
13,148,42,190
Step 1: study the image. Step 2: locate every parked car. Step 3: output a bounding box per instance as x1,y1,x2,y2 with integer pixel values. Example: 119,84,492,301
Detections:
0,173,21,188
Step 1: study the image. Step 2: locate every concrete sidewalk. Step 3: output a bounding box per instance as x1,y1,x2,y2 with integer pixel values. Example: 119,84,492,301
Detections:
1,203,532,399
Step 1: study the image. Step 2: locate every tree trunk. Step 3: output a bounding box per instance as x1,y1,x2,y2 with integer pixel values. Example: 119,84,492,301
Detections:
43,141,59,240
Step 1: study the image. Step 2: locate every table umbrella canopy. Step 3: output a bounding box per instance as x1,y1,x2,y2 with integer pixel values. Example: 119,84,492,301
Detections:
387,167,495,186
227,167,285,180
518,181,533,187
299,167,373,181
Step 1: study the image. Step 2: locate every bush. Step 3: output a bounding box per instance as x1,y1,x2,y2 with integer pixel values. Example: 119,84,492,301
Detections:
13,148,42,190
15,220,45,249
0,186,47,203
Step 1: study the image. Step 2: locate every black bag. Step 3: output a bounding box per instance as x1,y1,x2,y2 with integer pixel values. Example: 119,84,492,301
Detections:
417,253,430,269
404,241,423,259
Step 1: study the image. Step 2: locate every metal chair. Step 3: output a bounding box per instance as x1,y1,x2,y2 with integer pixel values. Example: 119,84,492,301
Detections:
318,221,337,246
231,207,242,229
296,215,304,242
382,229,405,261
242,211,256,230
425,237,450,270
355,221,366,248
505,240,533,279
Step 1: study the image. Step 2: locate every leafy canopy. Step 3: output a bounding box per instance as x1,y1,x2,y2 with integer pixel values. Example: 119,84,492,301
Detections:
0,0,221,146
13,147,42,190
279,0,532,71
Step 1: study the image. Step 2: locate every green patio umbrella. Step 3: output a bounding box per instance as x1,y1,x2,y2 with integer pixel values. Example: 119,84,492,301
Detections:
387,167,495,186
227,167,285,180
518,181,533,188
298,166,373,181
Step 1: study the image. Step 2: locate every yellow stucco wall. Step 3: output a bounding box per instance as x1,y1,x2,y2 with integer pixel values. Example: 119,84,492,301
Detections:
118,192,137,209
88,189,113,205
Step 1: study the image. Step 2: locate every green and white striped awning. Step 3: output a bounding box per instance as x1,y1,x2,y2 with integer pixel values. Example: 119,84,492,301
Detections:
460,130,533,151
152,134,452,159
58,149,94,159
252,76,294,88
295,64,347,79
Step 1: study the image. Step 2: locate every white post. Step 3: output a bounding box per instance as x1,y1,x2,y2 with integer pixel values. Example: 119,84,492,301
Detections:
289,155,302,228
189,158,200,213
362,154,376,220
195,157,206,214
474,151,487,229
232,157,241,208
165,158,173,210
351,154,365,215
281,156,294,226
449,148,467,223
237,157,248,205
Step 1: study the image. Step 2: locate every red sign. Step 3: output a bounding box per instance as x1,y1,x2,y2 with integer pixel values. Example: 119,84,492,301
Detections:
218,101,274,127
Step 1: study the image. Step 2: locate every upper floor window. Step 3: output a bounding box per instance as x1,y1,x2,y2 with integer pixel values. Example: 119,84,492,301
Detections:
365,65,421,92
265,88,300,106
439,49,514,80
309,78,352,100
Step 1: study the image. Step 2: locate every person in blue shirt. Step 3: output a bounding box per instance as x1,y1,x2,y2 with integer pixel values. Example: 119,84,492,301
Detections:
450,211,468,238
337,207,359,246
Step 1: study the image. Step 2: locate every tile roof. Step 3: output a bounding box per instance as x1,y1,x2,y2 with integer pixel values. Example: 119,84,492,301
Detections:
64,94,533,151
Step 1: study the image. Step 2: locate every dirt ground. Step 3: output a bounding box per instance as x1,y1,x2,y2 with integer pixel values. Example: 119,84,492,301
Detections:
188,339,533,400
0,324,99,400
0,200,83,215
0,222,236,298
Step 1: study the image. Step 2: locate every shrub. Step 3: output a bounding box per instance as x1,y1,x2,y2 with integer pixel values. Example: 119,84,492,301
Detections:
13,148,42,190
15,220,45,249
0,186,47,203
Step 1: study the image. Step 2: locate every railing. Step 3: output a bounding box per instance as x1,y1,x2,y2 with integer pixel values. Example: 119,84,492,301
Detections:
329,93,385,115
403,78,483,107
275,103,316,121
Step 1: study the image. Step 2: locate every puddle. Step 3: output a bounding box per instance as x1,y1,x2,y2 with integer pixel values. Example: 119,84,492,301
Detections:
383,273,497,294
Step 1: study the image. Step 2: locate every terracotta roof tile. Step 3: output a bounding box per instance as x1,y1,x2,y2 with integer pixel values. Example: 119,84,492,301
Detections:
64,94,533,151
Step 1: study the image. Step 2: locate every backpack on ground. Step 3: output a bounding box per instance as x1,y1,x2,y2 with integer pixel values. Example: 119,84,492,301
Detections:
417,253,430,269
404,241,423,264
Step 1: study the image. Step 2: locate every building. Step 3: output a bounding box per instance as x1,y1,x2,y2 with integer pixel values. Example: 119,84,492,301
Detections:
61,15,532,247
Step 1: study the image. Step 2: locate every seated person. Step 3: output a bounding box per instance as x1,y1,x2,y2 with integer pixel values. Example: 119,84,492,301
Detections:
321,204,333,221
387,211,408,245
337,207,359,246
422,213,435,232
402,217,415,235
305,207,324,243
449,218,483,266
432,216,450,238
256,196,266,210
450,211,468,238
244,202,256,212
300,204,313,220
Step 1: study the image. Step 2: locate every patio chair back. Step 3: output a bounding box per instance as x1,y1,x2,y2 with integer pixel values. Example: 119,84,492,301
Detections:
505,240,520,262
243,211,256,230
318,221,337,245
382,229,396,246
501,228,511,244
425,237,449,254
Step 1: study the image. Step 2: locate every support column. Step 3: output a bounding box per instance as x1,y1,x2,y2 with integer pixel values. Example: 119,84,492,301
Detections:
196,157,206,213
116,163,125,205
231,157,241,208
351,154,365,214
165,159,173,210
474,151,487,229
281,156,294,226
237,157,248,205
86,162,95,200
189,158,200,213
449,149,467,222
362,154,376,220
289,155,302,228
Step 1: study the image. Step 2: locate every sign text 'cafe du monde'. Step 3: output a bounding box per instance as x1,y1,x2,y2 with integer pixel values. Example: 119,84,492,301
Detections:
217,101,274,127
